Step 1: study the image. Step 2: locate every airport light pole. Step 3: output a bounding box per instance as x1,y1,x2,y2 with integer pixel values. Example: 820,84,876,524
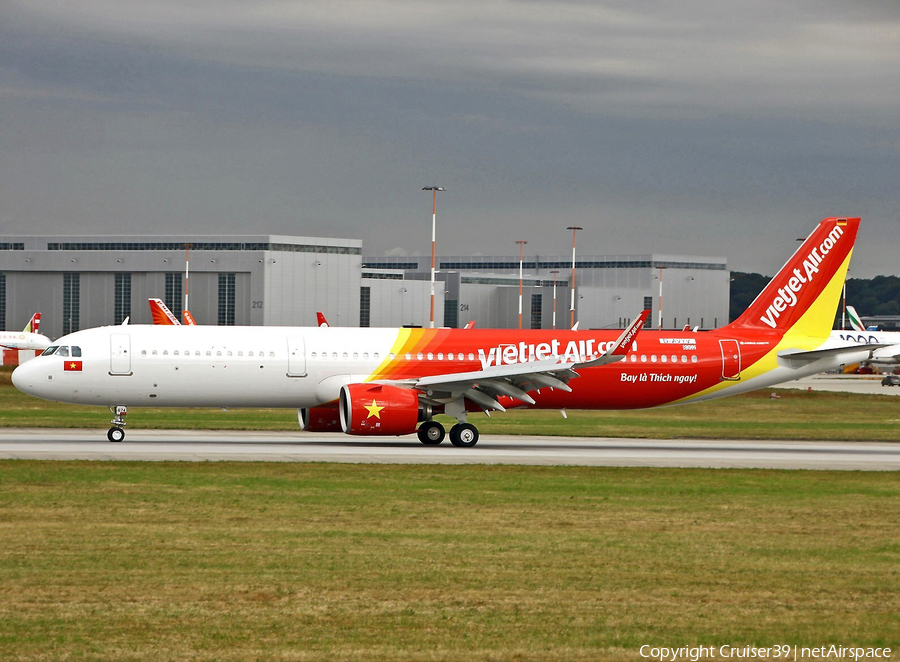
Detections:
422,186,445,328
566,226,582,329
656,266,666,330
516,240,528,329
183,243,191,324
550,269,559,329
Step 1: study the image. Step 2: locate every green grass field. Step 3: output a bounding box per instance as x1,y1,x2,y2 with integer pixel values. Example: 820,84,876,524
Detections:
1,462,898,661
2,366,899,440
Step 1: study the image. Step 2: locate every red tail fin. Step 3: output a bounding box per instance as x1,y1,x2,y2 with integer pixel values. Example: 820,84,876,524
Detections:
149,298,181,325
727,218,858,334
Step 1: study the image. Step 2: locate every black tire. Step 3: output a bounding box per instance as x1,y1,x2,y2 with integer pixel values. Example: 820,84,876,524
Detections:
417,421,445,445
449,423,479,448
107,427,125,443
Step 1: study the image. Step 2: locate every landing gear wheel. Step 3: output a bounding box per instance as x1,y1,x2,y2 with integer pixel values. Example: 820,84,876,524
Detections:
449,423,479,448
107,427,125,443
417,421,445,445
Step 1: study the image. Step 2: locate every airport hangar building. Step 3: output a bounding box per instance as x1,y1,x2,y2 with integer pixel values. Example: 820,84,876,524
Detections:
0,235,729,341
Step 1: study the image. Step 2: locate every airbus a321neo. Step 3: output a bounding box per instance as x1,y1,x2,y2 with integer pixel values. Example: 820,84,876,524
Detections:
13,217,876,446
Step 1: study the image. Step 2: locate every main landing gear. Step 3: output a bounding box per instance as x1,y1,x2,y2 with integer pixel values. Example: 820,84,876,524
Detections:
415,421,480,448
107,405,127,442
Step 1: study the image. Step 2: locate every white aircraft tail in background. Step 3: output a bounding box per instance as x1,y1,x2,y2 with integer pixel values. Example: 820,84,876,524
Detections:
846,305,866,332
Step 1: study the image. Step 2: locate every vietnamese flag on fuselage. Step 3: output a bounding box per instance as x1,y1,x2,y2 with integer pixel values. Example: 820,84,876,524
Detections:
64,360,83,371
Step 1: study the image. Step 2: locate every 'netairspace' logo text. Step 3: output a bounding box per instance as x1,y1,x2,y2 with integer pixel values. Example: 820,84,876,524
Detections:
758,223,844,329
639,644,891,661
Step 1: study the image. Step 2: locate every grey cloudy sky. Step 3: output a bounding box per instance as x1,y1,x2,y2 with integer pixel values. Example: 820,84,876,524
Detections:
1,0,898,276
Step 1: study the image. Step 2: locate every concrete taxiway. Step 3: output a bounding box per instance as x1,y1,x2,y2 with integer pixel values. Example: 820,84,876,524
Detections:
0,428,897,470
785,374,900,395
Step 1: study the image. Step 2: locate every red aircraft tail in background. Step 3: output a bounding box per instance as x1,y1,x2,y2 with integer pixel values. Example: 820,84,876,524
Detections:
149,298,196,326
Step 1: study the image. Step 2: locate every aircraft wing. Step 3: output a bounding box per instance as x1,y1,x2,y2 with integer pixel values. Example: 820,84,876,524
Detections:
393,310,649,412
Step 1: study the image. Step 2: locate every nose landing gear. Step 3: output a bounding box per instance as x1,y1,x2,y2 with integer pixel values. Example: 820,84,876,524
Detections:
107,405,127,442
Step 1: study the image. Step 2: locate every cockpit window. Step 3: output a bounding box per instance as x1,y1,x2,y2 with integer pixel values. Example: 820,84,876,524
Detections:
71,346,82,357
41,346,59,356
57,347,70,357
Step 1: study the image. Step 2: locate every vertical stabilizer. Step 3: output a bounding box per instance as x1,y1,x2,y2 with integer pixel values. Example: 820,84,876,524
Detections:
149,298,181,325
846,305,865,332
24,313,41,334
726,218,859,337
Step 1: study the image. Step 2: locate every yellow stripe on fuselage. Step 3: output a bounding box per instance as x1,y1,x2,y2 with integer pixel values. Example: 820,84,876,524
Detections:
365,328,414,382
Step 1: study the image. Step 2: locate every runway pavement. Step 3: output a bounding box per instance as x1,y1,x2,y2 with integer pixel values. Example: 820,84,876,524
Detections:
0,428,897,470
784,373,900,395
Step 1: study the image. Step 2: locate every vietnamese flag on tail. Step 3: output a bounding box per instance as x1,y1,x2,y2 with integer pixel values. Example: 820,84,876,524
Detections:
64,361,83,371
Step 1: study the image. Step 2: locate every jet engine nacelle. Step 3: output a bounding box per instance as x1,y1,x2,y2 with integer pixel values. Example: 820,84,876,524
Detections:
339,383,420,436
298,406,342,433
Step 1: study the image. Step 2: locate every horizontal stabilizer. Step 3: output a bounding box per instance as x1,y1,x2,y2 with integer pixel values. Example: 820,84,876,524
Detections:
777,343,885,367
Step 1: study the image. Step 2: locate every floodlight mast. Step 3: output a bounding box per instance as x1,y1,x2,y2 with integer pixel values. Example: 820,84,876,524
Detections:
516,240,528,329
550,270,560,329
566,226,583,328
422,187,445,328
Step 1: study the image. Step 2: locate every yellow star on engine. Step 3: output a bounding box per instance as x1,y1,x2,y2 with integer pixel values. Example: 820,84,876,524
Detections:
364,399,384,419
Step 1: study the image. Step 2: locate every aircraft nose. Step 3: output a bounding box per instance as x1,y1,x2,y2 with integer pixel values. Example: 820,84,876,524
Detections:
11,360,39,393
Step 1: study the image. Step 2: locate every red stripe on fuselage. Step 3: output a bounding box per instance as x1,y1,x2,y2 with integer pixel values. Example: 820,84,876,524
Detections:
370,327,776,409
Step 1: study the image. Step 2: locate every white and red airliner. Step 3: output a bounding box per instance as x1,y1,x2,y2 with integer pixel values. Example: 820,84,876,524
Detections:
1,313,51,352
13,218,877,446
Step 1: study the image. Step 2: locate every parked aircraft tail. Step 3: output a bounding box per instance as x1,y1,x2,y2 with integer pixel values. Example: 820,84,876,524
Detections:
24,313,41,334
846,305,866,332
149,298,181,326
149,298,197,326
